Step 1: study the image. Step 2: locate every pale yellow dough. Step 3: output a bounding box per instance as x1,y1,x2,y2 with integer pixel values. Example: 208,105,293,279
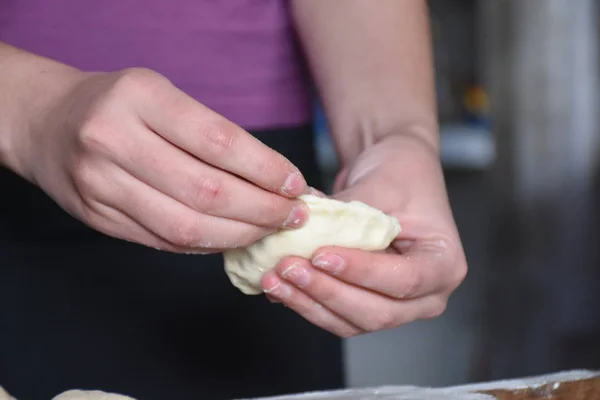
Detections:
224,194,401,294
0,387,15,400
52,390,135,400
0,388,135,400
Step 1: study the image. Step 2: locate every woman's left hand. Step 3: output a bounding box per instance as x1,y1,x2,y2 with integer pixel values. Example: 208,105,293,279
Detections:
261,134,467,337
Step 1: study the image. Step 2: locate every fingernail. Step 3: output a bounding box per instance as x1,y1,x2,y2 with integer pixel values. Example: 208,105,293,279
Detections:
396,239,414,253
312,253,345,274
282,172,306,196
281,263,311,287
306,186,327,198
282,203,308,228
263,281,292,299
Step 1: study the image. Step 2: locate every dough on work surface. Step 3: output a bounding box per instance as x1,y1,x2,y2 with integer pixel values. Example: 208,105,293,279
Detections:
0,387,15,400
53,390,135,400
224,194,401,295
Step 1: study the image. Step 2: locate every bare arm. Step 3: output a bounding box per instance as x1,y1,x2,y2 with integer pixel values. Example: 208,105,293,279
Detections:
265,1,466,337
0,42,310,252
0,42,82,176
291,0,438,166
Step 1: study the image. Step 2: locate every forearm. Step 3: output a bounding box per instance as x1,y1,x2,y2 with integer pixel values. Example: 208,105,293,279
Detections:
0,43,82,173
291,0,438,166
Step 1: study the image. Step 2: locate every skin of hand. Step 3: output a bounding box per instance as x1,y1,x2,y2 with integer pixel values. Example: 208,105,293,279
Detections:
257,0,466,336
261,134,467,337
0,50,310,252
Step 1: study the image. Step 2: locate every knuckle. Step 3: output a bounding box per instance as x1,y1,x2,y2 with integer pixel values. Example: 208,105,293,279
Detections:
72,158,100,196
77,199,101,227
187,176,224,212
166,219,204,248
313,284,338,305
399,264,422,299
199,121,237,156
115,67,169,92
425,298,448,319
338,328,360,338
261,196,293,226
435,236,467,291
452,259,468,289
364,310,396,332
78,119,116,156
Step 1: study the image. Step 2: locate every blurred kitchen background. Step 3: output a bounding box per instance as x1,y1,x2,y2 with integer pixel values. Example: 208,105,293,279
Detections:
313,0,600,389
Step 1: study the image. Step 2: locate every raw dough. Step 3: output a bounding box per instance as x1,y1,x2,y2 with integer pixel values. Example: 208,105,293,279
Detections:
0,387,15,400
224,194,401,294
53,390,135,400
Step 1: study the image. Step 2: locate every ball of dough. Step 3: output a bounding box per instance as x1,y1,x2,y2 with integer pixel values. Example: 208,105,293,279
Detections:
53,390,136,400
224,194,401,294
0,387,15,400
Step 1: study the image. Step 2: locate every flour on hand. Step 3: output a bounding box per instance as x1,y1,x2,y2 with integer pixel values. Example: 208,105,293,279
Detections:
224,194,401,294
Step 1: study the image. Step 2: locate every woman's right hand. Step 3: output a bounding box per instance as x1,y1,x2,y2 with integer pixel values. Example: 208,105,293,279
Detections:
10,68,309,253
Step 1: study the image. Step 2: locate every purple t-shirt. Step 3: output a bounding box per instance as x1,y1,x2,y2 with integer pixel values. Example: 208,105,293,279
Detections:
0,0,312,129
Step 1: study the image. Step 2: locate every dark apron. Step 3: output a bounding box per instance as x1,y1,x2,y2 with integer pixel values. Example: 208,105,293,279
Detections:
0,126,343,400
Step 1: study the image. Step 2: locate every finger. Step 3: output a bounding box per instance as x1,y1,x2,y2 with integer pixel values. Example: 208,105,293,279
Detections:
116,171,271,250
81,199,220,254
81,161,271,250
305,187,327,197
108,124,309,229
332,167,351,193
261,270,363,338
309,242,456,299
137,84,307,197
273,258,448,331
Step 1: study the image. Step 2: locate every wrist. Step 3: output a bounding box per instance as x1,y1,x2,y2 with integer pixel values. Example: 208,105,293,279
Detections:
379,122,440,157
342,126,441,190
330,109,440,166
0,48,85,178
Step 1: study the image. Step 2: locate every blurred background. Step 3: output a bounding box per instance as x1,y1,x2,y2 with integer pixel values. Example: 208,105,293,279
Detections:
3,0,599,394
313,0,600,388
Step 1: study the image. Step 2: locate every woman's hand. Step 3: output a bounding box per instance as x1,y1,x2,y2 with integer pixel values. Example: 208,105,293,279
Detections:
10,68,309,252
261,134,467,336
